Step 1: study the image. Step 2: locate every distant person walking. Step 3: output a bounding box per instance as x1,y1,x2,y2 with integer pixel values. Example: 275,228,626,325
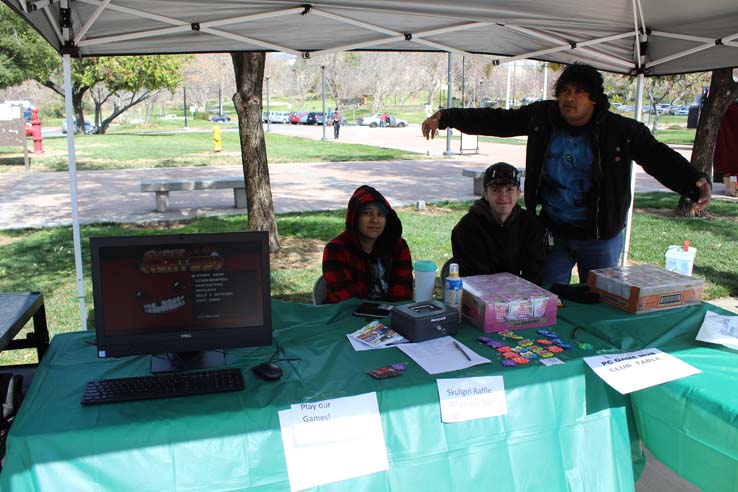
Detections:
332,108,342,139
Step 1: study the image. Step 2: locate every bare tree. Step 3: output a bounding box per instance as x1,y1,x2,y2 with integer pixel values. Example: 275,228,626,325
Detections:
231,52,280,252
289,58,318,111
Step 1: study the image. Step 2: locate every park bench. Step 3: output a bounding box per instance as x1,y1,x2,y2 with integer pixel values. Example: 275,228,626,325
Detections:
141,177,246,212
462,167,525,195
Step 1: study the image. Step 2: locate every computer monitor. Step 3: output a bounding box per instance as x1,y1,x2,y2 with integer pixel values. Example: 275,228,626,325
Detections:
90,231,272,373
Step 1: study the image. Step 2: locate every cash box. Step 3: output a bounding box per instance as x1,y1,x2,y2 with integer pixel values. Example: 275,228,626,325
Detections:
391,300,458,342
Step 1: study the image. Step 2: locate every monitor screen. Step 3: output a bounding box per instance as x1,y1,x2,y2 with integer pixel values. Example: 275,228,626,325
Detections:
90,231,272,372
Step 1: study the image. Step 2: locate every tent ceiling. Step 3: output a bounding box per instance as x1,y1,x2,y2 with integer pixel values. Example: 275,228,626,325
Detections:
4,0,738,75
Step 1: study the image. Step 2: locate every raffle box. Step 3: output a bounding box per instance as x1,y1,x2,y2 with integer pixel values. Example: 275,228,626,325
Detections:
460,273,558,333
587,264,704,314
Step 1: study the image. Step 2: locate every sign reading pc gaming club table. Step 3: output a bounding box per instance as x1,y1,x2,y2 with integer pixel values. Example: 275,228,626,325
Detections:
584,348,700,394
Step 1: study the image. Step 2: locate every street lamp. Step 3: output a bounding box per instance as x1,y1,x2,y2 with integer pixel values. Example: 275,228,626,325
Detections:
479,81,484,108
265,76,271,133
321,65,327,141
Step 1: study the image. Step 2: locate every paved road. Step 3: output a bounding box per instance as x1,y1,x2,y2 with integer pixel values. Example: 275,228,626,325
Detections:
0,124,733,230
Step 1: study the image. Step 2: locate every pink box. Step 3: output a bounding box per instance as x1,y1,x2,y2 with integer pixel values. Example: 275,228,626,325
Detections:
460,273,558,333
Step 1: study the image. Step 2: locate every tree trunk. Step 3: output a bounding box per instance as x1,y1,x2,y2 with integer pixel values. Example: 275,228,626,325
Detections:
231,52,281,252
676,68,738,216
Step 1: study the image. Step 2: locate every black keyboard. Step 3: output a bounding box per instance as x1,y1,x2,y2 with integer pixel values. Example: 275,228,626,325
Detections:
81,368,244,405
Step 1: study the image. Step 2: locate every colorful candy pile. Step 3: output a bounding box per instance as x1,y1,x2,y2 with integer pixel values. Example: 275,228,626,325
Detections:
477,328,592,367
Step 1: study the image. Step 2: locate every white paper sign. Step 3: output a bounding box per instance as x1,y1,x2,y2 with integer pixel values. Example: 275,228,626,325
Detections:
279,392,389,492
539,357,565,366
436,376,507,423
290,393,373,446
583,348,700,394
696,311,738,350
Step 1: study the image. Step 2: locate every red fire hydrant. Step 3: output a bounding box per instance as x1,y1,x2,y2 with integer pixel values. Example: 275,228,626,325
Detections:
31,108,44,154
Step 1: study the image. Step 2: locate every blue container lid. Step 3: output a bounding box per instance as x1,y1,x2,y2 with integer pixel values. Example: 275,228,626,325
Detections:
414,260,437,273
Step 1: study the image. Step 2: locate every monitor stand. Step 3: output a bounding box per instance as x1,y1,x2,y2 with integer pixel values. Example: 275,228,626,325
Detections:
150,350,226,374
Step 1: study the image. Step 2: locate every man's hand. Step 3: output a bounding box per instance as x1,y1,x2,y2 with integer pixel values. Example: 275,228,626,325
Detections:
693,177,712,212
421,112,442,140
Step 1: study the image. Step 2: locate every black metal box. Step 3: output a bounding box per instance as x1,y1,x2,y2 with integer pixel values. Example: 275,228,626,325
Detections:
391,300,458,342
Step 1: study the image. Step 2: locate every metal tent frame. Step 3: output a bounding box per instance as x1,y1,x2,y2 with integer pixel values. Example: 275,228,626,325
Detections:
4,0,737,328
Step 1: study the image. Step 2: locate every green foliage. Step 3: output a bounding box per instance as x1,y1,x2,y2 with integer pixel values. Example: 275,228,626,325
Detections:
0,3,59,88
96,55,189,94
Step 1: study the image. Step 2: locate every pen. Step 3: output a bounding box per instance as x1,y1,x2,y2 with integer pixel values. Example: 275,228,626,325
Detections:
452,340,472,361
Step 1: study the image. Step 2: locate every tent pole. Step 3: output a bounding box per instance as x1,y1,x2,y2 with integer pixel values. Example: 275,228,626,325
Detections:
443,52,453,156
63,54,88,330
621,72,645,266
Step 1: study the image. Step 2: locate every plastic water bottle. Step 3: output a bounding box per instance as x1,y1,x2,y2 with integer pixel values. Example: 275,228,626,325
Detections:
443,263,463,322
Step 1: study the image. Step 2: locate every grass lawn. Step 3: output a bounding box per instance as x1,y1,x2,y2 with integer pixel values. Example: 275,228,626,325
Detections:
0,131,425,172
1,191,736,365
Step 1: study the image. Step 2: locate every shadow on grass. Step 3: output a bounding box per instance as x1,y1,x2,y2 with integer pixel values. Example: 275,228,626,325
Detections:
695,265,738,297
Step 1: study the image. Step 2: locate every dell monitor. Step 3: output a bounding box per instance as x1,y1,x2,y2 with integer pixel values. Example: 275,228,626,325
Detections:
90,231,272,373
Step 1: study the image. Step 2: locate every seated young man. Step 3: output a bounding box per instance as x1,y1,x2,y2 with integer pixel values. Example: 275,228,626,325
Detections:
451,162,544,284
322,185,413,303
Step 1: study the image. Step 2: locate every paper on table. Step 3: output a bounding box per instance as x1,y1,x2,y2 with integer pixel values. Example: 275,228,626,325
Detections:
437,376,507,423
696,311,738,351
583,348,700,394
278,392,389,492
397,336,489,374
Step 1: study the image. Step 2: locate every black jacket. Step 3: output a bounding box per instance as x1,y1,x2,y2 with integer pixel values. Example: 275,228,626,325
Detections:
440,99,708,240
451,201,544,285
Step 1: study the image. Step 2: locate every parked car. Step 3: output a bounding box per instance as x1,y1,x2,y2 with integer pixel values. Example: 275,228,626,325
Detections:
61,120,95,134
305,112,326,125
356,113,408,128
268,111,290,124
211,114,231,122
668,105,689,116
289,112,303,124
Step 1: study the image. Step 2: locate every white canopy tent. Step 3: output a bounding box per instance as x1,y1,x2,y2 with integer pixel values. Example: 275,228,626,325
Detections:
4,0,738,328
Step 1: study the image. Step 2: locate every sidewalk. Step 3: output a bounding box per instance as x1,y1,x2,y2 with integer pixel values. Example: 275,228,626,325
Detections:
2,124,734,230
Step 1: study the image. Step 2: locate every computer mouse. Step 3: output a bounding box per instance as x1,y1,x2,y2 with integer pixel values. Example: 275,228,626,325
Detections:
252,362,283,381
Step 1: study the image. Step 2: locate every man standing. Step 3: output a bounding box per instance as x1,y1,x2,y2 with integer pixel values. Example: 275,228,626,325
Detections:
452,162,544,284
332,107,342,139
422,63,711,285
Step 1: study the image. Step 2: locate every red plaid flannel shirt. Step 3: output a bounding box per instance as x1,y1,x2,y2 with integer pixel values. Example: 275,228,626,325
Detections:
322,185,413,304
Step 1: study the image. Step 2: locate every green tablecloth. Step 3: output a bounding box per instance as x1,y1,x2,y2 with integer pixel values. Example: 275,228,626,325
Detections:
558,301,738,492
0,299,639,492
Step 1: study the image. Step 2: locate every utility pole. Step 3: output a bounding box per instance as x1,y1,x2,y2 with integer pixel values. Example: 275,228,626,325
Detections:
183,86,188,128
266,76,271,133
321,65,327,141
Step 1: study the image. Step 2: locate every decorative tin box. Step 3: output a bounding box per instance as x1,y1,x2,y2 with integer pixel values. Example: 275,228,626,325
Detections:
460,273,558,333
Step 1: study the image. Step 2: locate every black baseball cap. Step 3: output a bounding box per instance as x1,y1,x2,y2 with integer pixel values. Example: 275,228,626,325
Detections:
484,162,520,187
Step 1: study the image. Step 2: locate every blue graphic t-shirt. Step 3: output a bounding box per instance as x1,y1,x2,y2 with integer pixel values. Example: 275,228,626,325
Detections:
540,127,594,228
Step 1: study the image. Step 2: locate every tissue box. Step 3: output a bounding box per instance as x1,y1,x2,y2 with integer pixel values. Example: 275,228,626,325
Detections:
587,264,704,314
460,273,558,333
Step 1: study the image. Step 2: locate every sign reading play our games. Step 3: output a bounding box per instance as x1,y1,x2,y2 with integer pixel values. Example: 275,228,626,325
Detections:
584,348,700,394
